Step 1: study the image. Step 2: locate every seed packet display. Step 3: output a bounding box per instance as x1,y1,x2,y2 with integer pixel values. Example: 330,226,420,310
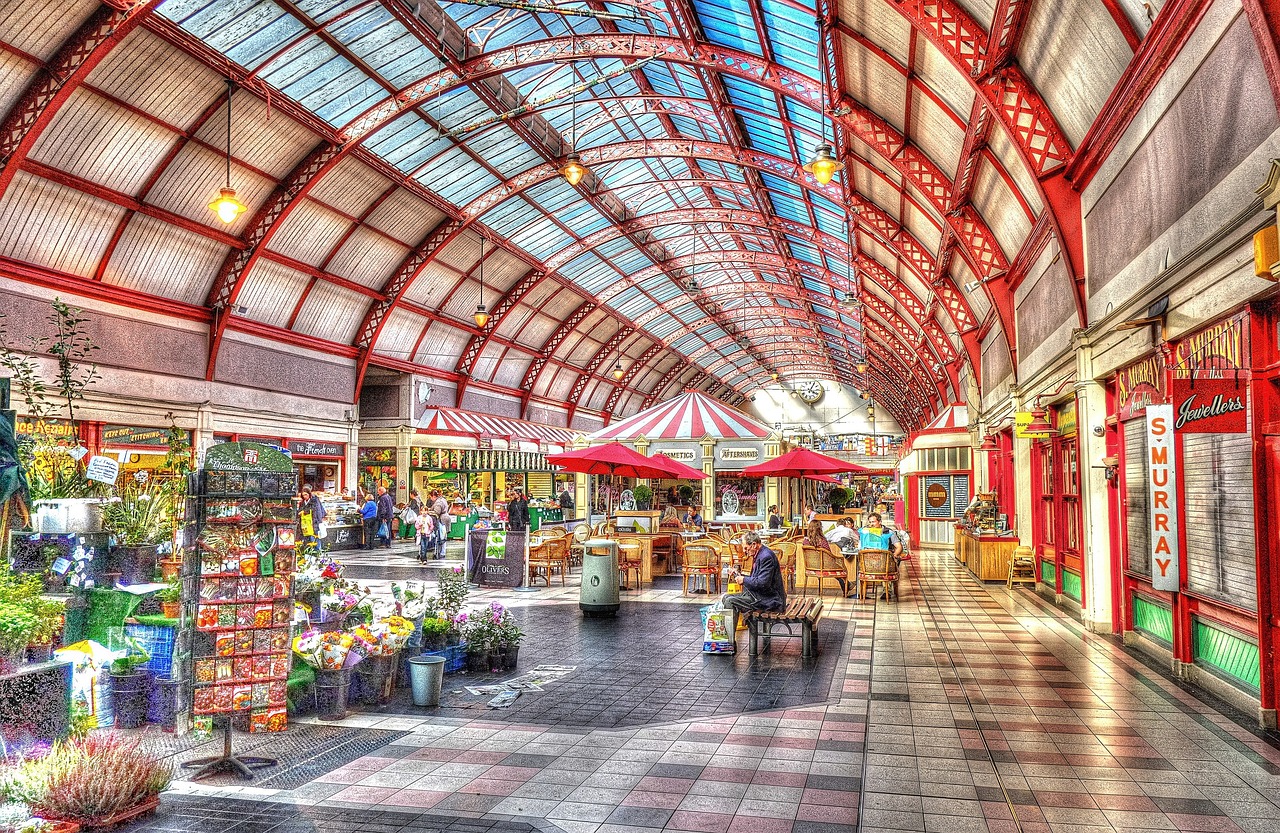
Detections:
196,605,219,630
272,599,291,625
275,528,296,548
194,687,216,713
267,706,287,732
253,631,272,654
253,603,272,628
269,655,288,677
239,554,258,576
225,473,245,493
262,501,293,522
195,659,215,684
214,686,234,711
216,658,234,682
234,631,255,655
252,683,271,708
253,656,271,679
268,680,286,705
260,473,279,495
250,709,269,733
235,604,255,628
269,628,289,651
232,685,252,711
233,657,253,681
207,471,227,493
243,472,261,493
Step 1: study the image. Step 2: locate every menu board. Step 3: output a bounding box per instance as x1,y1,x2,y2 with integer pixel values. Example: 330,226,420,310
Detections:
186,443,298,733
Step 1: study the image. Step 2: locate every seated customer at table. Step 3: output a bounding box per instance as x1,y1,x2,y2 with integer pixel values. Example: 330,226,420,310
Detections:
767,505,783,529
859,512,901,554
659,506,682,529
724,531,786,620
682,505,705,530
826,517,856,547
803,519,830,551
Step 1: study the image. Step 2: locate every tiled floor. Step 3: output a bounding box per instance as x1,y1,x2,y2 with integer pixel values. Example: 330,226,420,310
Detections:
125,548,1280,833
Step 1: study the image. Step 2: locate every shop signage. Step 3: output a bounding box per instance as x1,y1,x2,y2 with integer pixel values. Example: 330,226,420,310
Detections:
718,447,760,461
1116,355,1164,420
1171,375,1248,433
1056,403,1077,437
1014,412,1053,439
16,417,77,441
466,529,528,588
84,455,119,485
1146,404,1179,592
101,425,169,446
651,445,701,465
286,440,345,458
1173,312,1247,378
926,482,949,508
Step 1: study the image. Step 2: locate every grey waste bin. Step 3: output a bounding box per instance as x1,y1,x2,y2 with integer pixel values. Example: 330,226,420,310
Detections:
579,538,620,616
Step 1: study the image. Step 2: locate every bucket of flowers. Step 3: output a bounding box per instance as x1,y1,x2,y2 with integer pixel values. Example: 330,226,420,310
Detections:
292,630,365,720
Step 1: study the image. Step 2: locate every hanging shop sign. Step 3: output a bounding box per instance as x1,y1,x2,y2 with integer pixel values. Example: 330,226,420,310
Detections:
1056,403,1077,437
285,440,345,458
1172,375,1248,433
713,443,764,467
358,447,395,464
101,424,170,446
16,417,78,443
1146,404,1179,592
1116,355,1165,420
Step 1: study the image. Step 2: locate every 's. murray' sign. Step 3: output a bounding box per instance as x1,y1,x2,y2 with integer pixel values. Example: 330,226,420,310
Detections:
1146,405,1179,592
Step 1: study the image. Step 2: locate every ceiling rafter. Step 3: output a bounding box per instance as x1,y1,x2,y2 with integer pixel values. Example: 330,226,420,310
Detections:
602,342,665,421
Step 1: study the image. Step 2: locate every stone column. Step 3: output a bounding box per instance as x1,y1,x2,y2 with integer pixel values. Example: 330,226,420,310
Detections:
701,437,717,520
1073,331,1115,633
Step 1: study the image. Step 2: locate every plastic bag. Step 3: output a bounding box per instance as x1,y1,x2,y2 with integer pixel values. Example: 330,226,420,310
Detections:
701,601,735,654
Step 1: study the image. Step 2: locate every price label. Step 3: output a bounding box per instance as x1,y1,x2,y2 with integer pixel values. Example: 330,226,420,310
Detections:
84,455,120,485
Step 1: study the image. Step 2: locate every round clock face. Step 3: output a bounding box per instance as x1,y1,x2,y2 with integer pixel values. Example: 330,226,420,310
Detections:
798,380,824,403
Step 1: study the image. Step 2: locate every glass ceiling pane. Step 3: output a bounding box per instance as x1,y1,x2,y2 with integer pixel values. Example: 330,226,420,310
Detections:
693,0,762,55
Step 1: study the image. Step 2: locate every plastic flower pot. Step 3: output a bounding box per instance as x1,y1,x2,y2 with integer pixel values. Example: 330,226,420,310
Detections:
314,667,352,720
109,668,149,729
159,559,182,582
110,544,161,586
466,650,489,674
407,655,446,707
502,644,520,671
160,601,180,619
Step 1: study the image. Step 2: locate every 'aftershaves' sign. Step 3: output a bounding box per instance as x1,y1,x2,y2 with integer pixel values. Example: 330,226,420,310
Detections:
1171,376,1247,433
1146,405,1179,592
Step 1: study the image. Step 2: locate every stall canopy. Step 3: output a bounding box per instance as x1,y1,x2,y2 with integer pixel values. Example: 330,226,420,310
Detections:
416,407,579,446
590,390,771,442
743,447,865,478
920,405,969,433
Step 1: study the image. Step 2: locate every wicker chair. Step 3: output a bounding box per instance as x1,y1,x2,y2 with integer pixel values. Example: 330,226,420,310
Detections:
682,544,721,596
801,543,846,597
528,540,558,586
858,549,897,600
772,541,798,592
616,536,644,590
568,523,590,568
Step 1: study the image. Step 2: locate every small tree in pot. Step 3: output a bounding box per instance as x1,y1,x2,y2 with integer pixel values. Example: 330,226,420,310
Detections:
678,484,695,506
632,484,653,511
827,487,849,513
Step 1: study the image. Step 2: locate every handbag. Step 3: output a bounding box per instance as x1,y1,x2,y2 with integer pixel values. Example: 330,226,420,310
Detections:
377,521,390,539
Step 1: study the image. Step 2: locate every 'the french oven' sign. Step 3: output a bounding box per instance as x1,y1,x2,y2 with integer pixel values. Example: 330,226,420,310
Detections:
1171,375,1248,433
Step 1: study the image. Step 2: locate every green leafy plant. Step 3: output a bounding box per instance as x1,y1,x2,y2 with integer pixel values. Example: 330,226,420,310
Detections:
0,601,39,654
497,608,523,647
154,581,181,604
632,484,653,507
435,566,470,623
7,733,171,823
827,487,849,511
108,637,149,676
420,617,451,639
100,482,172,546
678,484,695,504
0,571,63,647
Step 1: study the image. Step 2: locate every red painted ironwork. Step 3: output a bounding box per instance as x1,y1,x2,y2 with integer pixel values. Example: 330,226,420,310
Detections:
565,327,636,424
975,0,1033,81
602,342,665,419
520,301,599,406
0,0,163,202
452,268,545,402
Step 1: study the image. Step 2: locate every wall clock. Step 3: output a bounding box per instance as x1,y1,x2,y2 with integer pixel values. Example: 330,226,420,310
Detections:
797,380,824,404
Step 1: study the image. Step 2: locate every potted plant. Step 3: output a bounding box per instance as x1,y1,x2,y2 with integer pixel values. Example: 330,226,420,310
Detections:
632,484,653,511
155,582,181,620
497,608,524,670
678,484,695,506
0,600,39,673
6,733,171,827
419,617,451,653
827,486,849,513
101,482,174,585
0,572,64,669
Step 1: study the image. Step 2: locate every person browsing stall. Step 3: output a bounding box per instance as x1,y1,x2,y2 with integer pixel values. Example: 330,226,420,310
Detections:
507,488,531,532
299,484,327,552
359,493,377,550
376,485,395,549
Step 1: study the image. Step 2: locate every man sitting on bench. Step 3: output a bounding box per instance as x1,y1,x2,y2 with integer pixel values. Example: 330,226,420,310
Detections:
724,531,786,633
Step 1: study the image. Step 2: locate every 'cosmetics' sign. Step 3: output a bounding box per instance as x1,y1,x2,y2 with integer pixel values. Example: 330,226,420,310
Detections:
1171,376,1248,434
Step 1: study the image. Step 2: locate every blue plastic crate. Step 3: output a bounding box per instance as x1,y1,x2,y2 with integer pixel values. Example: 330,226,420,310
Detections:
421,643,467,674
123,623,175,678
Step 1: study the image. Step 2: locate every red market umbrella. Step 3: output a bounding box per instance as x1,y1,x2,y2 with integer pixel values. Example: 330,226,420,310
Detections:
649,452,707,480
742,447,866,478
805,474,841,484
546,442,690,479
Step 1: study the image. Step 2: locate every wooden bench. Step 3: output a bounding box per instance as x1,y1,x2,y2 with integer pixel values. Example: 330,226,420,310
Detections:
742,598,824,658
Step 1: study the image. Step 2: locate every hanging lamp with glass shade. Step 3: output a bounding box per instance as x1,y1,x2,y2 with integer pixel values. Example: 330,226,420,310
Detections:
560,67,589,186
612,361,625,380
473,235,490,328
208,78,247,224
803,22,845,188
855,357,868,374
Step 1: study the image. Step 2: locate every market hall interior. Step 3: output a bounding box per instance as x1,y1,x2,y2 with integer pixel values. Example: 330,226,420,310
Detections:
2,0,1280,832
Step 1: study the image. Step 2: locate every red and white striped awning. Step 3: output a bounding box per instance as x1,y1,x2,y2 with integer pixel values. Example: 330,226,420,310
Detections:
589,390,772,441
921,404,969,433
416,407,580,446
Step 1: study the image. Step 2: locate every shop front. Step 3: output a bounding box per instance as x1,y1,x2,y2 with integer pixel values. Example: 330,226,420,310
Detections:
409,446,561,536
901,405,973,549
1031,401,1084,605
1113,310,1268,714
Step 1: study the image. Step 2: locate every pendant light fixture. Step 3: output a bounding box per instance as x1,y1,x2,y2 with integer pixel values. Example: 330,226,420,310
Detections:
803,17,844,187
856,357,868,374
473,235,490,328
208,78,247,224
561,64,589,186
612,361,625,380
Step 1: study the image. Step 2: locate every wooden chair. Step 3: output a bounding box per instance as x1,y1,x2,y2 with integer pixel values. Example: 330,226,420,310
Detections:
801,544,846,598
616,536,644,590
772,541,798,592
682,544,721,596
858,549,897,600
545,536,571,581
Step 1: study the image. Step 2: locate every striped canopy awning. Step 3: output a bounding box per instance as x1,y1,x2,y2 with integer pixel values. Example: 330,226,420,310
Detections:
416,407,580,446
921,404,969,433
589,390,771,441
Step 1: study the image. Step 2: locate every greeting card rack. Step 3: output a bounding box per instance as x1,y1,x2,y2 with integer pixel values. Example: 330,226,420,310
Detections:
175,441,298,780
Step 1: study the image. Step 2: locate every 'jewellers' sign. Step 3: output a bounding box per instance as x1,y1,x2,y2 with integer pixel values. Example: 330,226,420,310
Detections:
1146,404,1179,592
1116,355,1164,420
1171,376,1247,433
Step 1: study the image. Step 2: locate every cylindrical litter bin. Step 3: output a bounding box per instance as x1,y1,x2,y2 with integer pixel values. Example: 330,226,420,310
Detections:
408,655,446,706
579,538,620,616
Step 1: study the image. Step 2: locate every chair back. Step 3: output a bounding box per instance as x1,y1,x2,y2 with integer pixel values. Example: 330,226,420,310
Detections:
546,537,568,561
684,544,718,570
803,544,844,573
859,548,894,578
572,523,590,544
774,542,797,571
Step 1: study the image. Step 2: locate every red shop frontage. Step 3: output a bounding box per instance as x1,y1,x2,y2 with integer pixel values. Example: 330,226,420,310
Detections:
1111,307,1279,722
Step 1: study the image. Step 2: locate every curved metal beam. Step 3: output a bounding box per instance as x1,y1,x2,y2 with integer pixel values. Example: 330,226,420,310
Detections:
564,326,636,425
0,0,163,203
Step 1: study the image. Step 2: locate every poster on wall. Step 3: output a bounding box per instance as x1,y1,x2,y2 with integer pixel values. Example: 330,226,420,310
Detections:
1146,405,1179,592
1171,375,1247,433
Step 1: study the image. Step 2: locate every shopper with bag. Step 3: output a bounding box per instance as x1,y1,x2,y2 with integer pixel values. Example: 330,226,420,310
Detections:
376,485,395,549
414,511,436,562
402,489,422,541
430,489,452,559
299,484,327,552
360,493,377,550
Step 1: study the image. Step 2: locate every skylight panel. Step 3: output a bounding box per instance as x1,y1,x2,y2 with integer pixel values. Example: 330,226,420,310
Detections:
692,0,762,54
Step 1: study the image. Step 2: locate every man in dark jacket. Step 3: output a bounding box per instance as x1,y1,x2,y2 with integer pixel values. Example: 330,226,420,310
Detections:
723,531,786,628
376,485,395,549
507,488,530,532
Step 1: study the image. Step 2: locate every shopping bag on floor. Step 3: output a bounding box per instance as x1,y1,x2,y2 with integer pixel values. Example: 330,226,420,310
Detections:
701,602,735,654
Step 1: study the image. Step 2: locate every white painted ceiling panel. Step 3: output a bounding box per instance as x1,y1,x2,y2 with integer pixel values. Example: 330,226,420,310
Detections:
268,199,350,268
101,213,226,304
307,159,390,217
0,172,123,278
971,158,1032,261
326,226,410,288
912,39,976,122
908,93,966,177
87,29,222,127
193,90,318,180
415,320,470,367
292,281,370,344
838,0,912,66
365,188,445,242
373,308,428,361
0,0,96,60
0,52,37,117
235,260,310,328
146,143,275,236
842,41,908,135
